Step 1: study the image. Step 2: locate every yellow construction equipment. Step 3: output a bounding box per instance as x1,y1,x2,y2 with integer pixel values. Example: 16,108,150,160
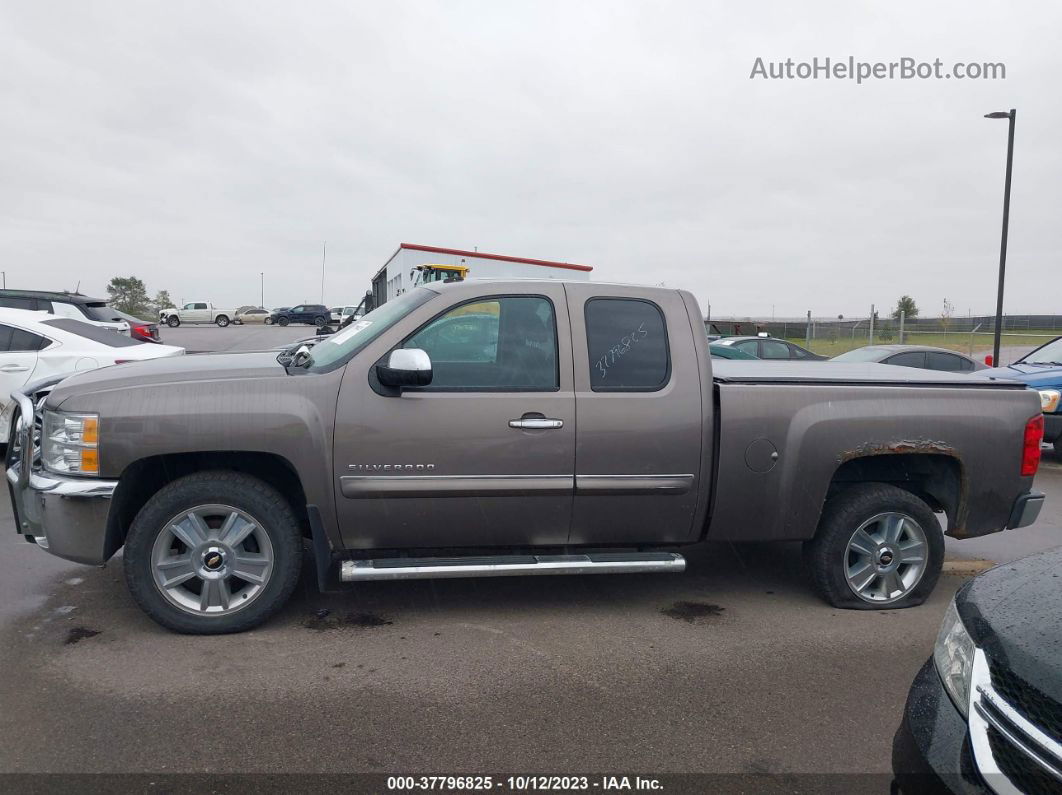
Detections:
411,264,469,287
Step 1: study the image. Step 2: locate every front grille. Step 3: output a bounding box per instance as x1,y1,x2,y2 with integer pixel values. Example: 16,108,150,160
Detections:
970,648,1062,795
990,662,1062,745
988,727,1062,795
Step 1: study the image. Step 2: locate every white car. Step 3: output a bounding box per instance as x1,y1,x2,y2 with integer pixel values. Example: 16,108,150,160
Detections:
0,308,184,442
330,305,362,324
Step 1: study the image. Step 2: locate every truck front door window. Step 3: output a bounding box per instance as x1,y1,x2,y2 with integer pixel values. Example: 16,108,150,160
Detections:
403,296,557,391
584,298,669,391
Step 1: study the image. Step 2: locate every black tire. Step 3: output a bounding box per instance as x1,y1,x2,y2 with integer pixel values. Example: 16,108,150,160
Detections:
277,316,290,327
313,316,326,327
215,315,230,327
167,315,180,328
803,483,943,610
123,471,303,634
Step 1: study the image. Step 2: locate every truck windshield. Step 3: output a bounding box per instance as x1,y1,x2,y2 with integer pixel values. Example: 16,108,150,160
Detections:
307,288,436,371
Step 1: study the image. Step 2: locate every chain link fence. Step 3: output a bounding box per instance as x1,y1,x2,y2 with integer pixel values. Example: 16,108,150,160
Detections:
709,314,1061,362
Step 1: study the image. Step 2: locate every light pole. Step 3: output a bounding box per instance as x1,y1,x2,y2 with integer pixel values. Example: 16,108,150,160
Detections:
260,272,264,308
984,109,1016,366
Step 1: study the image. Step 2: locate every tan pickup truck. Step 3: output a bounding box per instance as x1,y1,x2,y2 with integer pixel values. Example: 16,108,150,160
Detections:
8,280,1045,633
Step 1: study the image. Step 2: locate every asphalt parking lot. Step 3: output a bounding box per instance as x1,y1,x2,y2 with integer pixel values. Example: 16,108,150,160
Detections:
1,324,1059,786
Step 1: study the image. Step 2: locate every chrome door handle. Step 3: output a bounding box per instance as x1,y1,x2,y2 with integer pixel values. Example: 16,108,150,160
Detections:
509,418,564,430
0,365,29,373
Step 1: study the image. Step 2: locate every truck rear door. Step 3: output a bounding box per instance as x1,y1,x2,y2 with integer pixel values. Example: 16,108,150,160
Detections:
565,284,707,545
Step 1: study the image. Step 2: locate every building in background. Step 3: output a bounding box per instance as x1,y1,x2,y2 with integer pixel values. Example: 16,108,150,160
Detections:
371,243,593,307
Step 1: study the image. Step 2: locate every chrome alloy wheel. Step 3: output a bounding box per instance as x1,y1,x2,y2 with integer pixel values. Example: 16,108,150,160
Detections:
150,504,274,616
844,512,929,604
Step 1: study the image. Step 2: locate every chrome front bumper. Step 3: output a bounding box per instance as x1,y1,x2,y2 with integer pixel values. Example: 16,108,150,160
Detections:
6,385,118,566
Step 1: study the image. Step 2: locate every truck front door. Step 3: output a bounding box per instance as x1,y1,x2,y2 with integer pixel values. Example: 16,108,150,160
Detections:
332,283,576,549
565,284,708,545
185,302,209,323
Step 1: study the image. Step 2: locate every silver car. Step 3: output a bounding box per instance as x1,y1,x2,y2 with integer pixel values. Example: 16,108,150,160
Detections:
831,344,986,372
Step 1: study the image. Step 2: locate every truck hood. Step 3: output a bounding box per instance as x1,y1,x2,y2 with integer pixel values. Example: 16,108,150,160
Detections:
47,350,288,406
957,547,1062,707
976,362,1062,387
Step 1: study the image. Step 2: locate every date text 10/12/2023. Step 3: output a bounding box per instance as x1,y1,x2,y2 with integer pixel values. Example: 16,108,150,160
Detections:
386,775,664,791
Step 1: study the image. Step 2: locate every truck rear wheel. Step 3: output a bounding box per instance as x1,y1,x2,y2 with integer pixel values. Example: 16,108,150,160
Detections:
803,483,943,610
167,315,180,327
123,471,303,634
215,315,230,327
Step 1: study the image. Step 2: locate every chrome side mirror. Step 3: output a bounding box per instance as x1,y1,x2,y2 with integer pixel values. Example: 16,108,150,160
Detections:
376,348,433,388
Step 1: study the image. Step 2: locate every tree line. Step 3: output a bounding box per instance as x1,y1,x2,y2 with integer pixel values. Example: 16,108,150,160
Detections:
105,276,172,320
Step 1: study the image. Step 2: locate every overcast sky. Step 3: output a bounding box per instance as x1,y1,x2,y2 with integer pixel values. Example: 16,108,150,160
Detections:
3,0,1061,318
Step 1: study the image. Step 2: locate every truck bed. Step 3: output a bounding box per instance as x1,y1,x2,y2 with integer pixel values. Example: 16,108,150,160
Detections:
711,360,1028,388
706,360,1038,543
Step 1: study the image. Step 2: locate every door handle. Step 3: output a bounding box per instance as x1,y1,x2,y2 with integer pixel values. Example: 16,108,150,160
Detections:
0,365,29,373
509,418,564,430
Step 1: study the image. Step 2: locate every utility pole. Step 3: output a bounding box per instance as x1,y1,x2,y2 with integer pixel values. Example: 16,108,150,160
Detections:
805,310,812,348
869,304,875,344
260,272,264,308
899,310,906,344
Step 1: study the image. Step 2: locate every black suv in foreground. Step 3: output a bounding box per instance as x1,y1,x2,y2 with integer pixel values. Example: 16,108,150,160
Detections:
269,303,330,327
893,546,1062,793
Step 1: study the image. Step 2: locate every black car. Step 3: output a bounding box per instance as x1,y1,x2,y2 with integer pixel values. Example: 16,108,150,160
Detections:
270,304,330,327
0,289,121,325
893,546,1061,794
710,335,827,360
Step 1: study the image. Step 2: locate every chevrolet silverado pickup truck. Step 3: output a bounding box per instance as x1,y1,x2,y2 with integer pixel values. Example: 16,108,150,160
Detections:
7,280,1045,634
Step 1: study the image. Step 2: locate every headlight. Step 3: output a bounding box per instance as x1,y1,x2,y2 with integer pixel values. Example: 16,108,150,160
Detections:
41,411,99,476
1039,389,1060,413
933,599,976,718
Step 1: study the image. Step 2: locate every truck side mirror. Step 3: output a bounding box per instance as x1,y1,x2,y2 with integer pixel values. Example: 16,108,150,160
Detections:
377,348,433,389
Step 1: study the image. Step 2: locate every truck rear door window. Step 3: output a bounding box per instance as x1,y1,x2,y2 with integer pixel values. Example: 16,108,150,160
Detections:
585,298,669,391
404,296,558,391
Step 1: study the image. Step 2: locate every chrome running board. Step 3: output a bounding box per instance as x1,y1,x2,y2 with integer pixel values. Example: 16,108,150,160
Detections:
340,552,685,582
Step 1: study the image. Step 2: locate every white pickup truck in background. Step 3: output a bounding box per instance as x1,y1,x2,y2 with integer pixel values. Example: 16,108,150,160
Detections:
158,301,237,327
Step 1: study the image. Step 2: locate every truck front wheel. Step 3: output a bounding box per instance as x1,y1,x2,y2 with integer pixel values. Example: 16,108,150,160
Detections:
167,315,180,327
803,483,943,610
123,471,303,634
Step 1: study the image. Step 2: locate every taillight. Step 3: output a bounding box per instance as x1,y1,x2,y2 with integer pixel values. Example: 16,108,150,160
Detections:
1021,414,1044,476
